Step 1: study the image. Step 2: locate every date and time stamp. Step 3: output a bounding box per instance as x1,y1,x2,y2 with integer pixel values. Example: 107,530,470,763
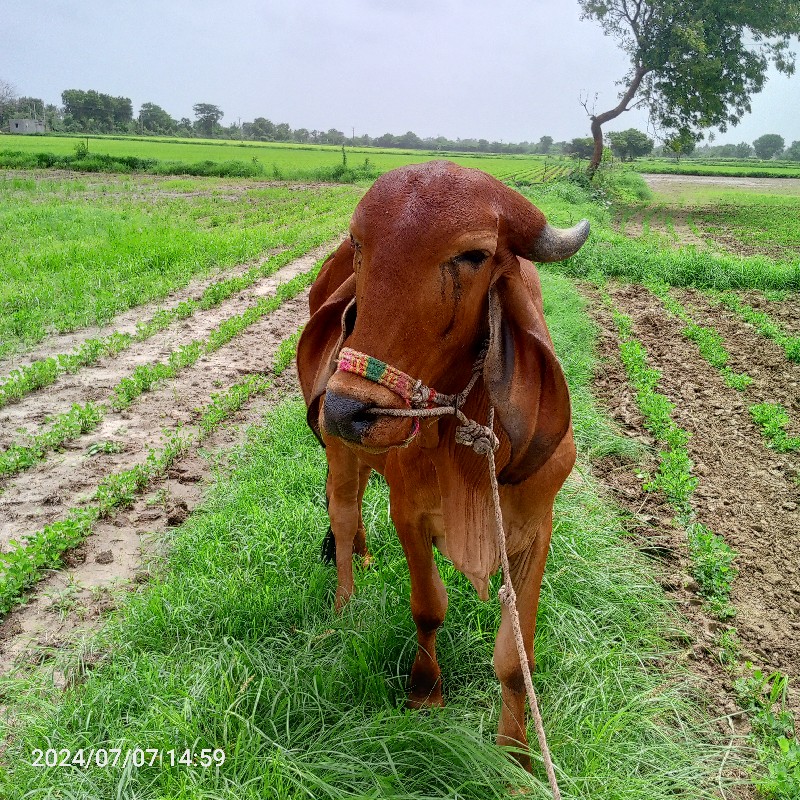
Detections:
30,747,226,769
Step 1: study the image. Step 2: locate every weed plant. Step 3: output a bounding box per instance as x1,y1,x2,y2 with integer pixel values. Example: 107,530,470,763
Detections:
0,272,725,798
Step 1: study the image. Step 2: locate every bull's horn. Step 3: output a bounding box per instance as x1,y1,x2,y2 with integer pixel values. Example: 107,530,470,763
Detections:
529,219,590,263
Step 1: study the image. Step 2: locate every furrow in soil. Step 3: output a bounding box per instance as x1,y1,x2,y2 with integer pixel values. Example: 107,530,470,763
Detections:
0,289,312,553
607,283,800,683
0,242,336,450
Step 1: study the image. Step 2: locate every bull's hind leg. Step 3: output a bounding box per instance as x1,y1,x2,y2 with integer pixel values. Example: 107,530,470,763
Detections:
325,439,372,611
493,510,553,772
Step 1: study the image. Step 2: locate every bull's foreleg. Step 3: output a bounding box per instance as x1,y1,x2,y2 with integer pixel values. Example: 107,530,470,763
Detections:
391,491,448,708
325,440,372,612
494,510,553,772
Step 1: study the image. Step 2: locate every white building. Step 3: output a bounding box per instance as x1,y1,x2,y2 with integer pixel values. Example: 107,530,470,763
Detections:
9,119,45,134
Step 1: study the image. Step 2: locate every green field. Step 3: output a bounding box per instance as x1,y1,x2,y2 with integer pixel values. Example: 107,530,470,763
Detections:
0,133,574,182
0,173,361,357
635,157,800,178
1,166,799,798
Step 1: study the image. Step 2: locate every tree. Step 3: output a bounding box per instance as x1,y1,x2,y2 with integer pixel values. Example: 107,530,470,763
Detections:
62,89,132,132
193,103,223,137
565,137,595,160
781,140,800,161
753,133,785,159
664,129,696,161
536,135,554,154
0,78,16,128
579,1,800,176
607,128,654,161
139,102,176,134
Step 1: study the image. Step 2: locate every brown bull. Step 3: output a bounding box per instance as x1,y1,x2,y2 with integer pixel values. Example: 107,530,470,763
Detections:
296,160,589,769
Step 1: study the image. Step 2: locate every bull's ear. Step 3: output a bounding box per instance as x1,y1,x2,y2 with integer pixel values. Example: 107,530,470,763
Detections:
309,239,356,316
483,265,571,484
297,275,357,444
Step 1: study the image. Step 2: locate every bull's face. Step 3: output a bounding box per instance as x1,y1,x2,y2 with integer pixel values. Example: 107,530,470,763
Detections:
299,161,589,479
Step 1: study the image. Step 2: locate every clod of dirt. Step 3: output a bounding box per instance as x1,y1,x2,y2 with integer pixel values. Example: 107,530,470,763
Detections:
95,550,114,565
61,546,87,568
167,500,189,527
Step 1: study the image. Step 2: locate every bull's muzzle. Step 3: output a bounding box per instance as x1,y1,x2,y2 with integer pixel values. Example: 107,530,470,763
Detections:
322,390,374,442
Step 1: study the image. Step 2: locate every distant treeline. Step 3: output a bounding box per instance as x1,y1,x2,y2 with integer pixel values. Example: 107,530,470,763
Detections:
2,85,799,161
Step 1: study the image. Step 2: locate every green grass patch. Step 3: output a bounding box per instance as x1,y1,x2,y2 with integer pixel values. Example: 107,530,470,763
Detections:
0,173,361,357
0,133,576,183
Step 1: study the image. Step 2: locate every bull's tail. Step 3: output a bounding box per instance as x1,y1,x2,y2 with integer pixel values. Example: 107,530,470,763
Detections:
321,526,336,563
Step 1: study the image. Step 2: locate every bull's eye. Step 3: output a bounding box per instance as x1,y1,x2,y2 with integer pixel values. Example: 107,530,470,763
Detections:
453,250,489,268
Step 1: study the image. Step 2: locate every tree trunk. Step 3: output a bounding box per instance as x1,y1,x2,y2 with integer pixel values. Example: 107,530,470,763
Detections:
587,65,649,178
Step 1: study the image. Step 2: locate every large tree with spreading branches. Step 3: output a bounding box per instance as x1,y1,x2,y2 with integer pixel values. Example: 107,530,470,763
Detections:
580,1,800,175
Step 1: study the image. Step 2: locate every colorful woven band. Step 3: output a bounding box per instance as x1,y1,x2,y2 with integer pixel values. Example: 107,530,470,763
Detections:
337,347,438,407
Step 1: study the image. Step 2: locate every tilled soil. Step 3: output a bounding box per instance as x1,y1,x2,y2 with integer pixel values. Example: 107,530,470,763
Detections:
732,291,800,339
0,238,329,674
591,283,800,712
675,289,800,431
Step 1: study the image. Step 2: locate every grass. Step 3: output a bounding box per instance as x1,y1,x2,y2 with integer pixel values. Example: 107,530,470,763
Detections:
0,173,361,357
0,133,576,183
634,157,800,179
0,257,328,478
0,271,725,799
549,180,800,291
0,235,338,408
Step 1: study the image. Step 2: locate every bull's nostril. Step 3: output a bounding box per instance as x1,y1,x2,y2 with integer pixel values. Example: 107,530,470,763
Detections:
323,391,375,442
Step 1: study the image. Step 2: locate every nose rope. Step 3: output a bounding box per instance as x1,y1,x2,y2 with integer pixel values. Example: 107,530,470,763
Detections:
333,345,563,800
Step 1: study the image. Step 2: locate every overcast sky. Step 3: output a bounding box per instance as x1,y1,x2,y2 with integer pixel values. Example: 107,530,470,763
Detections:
3,0,799,145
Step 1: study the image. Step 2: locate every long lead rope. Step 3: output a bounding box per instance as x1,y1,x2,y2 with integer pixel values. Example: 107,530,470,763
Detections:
338,347,562,799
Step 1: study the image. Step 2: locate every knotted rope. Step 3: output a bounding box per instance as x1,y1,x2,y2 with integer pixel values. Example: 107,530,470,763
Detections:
335,347,562,800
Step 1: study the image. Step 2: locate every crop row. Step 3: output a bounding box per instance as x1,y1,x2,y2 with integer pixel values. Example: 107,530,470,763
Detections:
0,227,342,408
0,175,360,356
709,291,800,362
647,284,799,454
598,285,737,618
0,371,277,615
0,255,328,480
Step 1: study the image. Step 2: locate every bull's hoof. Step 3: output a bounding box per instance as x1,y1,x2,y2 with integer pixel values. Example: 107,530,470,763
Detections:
406,680,444,709
360,551,374,569
497,736,532,773
334,586,353,613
